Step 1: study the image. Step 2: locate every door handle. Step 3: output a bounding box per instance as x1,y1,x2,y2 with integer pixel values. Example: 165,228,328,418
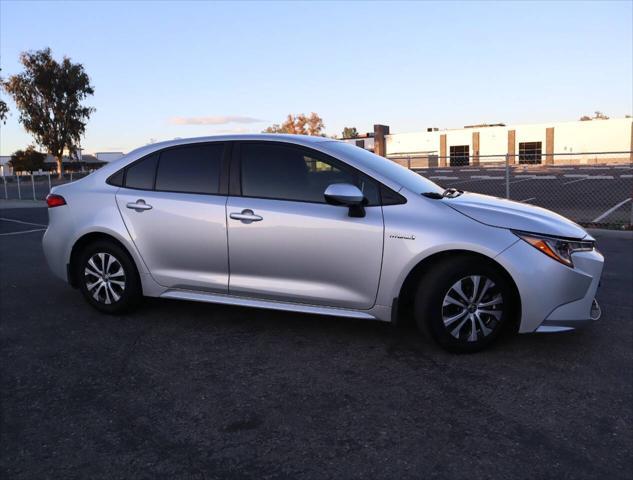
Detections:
126,199,153,212
230,209,263,223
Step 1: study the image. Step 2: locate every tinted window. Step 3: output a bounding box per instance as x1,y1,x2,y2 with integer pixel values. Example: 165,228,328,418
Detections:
240,143,379,205
155,144,223,194
322,142,444,196
125,153,158,190
107,169,124,187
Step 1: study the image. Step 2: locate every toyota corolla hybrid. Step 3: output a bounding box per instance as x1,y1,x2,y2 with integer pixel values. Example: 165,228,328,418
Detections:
43,135,603,352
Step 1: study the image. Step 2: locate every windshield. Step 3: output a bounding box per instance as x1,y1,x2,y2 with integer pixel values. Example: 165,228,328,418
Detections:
323,141,444,195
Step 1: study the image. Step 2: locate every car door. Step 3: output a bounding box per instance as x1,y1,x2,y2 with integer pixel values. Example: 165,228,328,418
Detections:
226,142,384,309
115,142,229,292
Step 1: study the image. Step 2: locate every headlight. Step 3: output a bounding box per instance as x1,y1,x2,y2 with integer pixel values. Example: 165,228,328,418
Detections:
513,231,595,267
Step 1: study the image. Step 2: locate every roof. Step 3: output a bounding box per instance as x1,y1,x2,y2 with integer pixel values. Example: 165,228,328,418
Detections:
125,134,336,161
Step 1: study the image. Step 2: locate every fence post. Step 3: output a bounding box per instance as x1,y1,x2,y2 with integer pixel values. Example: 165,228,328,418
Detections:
505,154,510,199
70,171,73,182
407,156,411,169
17,175,21,200
31,174,36,200
47,172,51,194
2,176,7,200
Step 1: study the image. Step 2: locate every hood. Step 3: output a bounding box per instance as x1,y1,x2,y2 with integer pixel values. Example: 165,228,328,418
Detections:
445,192,588,239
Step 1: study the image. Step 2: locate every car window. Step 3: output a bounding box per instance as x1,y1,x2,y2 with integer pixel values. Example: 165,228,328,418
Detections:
125,153,158,190
155,144,223,194
240,143,380,205
322,141,444,195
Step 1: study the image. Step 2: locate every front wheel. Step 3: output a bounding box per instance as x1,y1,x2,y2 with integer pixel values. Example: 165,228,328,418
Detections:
414,257,516,353
77,240,141,314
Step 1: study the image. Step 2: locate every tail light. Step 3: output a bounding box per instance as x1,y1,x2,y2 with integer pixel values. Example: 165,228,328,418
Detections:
46,194,67,208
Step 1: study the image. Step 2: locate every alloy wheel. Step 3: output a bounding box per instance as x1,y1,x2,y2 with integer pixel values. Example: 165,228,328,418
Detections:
441,275,504,342
84,252,126,305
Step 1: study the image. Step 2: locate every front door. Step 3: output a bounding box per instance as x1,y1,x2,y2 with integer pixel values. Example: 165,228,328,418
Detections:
115,143,229,292
226,142,384,309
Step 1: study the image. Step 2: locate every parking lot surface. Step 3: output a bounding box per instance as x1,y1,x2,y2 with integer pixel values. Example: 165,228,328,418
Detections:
1,207,632,479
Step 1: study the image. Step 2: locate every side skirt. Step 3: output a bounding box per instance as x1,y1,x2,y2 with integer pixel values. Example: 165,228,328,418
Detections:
159,289,382,320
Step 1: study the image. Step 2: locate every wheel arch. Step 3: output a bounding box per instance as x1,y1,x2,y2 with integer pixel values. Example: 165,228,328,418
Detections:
68,232,139,288
395,249,522,328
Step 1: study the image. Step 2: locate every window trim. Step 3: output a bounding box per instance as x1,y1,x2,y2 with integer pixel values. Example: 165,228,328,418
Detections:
106,141,231,196
230,140,403,207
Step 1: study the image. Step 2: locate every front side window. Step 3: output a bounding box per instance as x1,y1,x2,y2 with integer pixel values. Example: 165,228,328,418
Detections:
155,144,223,194
125,153,158,190
240,143,380,205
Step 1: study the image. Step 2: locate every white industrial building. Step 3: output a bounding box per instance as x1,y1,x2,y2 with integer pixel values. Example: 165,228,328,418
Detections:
383,117,632,168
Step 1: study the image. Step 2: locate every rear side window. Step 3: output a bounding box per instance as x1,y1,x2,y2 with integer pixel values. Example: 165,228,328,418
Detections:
155,144,223,194
125,153,158,190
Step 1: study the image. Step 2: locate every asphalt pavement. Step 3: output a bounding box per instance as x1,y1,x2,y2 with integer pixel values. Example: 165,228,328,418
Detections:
1,207,632,479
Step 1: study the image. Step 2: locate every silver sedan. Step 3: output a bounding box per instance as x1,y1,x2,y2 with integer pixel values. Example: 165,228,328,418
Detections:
43,135,604,352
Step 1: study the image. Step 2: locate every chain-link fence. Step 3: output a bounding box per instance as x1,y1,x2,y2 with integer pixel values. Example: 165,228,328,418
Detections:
1,171,93,202
2,152,632,230
389,151,632,230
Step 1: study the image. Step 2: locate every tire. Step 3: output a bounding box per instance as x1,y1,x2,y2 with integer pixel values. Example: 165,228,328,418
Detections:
414,257,516,353
76,240,142,314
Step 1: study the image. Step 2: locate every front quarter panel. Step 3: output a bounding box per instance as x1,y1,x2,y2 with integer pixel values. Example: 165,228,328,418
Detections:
377,195,520,308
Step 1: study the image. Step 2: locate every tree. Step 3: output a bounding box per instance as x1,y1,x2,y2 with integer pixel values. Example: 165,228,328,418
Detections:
342,127,358,139
580,111,610,121
263,112,325,136
0,69,7,123
2,48,95,177
9,146,46,173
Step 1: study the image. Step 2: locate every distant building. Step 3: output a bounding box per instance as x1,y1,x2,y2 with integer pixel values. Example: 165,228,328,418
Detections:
0,151,124,176
339,133,375,152
0,156,11,176
96,152,124,163
382,117,633,168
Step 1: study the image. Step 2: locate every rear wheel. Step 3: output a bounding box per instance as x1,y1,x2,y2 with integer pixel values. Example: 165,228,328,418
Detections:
77,240,141,314
414,257,515,353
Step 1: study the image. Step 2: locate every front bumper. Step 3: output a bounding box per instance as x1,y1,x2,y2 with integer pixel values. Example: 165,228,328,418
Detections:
495,239,604,333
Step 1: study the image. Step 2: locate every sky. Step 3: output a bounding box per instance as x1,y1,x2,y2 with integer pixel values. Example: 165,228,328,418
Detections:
0,0,631,155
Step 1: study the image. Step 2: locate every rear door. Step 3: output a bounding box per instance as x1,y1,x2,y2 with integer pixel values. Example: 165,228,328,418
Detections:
226,142,384,309
115,143,230,292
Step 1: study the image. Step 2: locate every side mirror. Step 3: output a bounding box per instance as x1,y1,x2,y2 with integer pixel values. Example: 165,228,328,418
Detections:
324,183,366,217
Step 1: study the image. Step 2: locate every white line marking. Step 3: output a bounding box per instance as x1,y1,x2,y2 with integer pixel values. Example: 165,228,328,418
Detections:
592,198,632,223
462,169,480,172
429,176,459,180
563,178,588,185
563,174,589,178
0,217,47,227
509,178,535,185
434,170,453,173
514,175,537,178
520,197,536,203
0,228,46,236
620,174,633,178
471,175,504,179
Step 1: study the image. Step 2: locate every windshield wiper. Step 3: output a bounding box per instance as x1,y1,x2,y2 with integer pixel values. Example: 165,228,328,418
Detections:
422,188,463,199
